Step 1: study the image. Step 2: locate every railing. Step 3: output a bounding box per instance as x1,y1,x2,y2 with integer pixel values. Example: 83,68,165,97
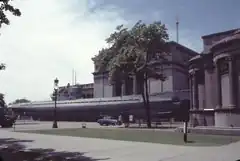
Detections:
10,90,190,108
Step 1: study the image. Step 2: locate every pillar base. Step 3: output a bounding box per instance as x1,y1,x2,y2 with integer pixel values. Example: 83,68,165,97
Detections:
190,110,215,127
224,105,236,109
217,105,237,111
215,109,240,127
215,105,222,109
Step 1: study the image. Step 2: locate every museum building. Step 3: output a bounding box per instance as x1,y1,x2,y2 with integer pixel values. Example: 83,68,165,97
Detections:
189,28,240,127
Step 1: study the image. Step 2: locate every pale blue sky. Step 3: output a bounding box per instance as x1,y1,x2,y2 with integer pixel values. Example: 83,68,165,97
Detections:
88,0,239,51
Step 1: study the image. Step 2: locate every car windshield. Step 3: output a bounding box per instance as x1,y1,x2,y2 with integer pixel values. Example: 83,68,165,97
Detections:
103,116,112,119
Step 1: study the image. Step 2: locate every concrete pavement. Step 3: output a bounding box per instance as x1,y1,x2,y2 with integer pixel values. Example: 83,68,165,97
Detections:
0,121,240,161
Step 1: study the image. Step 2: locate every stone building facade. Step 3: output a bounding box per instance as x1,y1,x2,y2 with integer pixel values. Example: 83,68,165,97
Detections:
92,41,198,100
189,28,240,127
50,83,94,101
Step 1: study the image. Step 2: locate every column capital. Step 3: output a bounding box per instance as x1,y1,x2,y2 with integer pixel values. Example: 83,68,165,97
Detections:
133,75,137,95
225,56,234,62
213,53,230,64
189,68,199,75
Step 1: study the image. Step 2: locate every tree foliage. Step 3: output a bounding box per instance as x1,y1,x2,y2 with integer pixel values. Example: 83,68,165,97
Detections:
0,0,21,70
0,93,6,108
11,98,30,104
0,63,5,70
92,20,170,81
0,0,21,28
92,20,173,128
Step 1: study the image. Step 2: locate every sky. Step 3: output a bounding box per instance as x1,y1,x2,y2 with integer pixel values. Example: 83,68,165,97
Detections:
0,0,239,103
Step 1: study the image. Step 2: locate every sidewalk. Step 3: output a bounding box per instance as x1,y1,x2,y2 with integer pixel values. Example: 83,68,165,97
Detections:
0,129,240,161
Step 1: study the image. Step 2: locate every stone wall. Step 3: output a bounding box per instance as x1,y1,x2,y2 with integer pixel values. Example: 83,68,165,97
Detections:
190,112,214,127
93,42,197,98
190,29,240,128
221,74,230,107
93,74,103,98
149,68,174,94
93,73,113,98
172,46,191,91
215,111,240,127
204,69,217,109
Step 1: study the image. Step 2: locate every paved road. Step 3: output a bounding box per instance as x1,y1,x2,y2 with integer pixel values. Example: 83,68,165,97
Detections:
1,121,240,161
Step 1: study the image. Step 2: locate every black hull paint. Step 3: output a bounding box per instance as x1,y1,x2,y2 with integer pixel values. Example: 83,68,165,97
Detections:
11,100,180,122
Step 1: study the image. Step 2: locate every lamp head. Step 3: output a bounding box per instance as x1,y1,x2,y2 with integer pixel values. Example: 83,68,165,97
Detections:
54,78,59,90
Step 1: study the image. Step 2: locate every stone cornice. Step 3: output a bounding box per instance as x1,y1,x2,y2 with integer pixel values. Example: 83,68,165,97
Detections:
213,44,240,62
188,68,200,75
215,107,240,113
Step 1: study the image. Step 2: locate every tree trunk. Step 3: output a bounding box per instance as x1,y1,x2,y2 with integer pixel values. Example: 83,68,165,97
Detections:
139,72,152,128
144,75,151,128
139,76,147,126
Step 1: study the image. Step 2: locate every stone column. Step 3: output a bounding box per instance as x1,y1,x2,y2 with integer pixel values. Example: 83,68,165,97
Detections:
198,83,205,110
197,71,205,109
192,72,199,109
132,75,138,95
189,75,193,109
121,81,126,96
228,57,237,108
216,61,222,109
194,74,199,109
102,74,105,97
112,83,116,97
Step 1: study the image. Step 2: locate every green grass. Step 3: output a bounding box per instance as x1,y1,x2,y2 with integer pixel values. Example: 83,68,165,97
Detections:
20,128,240,147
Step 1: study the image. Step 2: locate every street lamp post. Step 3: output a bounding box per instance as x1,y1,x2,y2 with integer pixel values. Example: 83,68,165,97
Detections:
180,99,190,143
173,99,190,143
52,78,59,128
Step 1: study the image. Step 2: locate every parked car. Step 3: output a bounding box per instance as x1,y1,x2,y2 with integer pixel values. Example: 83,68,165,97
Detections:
97,116,122,126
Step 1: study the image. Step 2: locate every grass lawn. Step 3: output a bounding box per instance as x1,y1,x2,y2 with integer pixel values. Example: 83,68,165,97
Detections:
21,128,240,146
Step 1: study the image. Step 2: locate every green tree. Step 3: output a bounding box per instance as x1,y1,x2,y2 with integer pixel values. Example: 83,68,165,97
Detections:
0,0,21,28
93,20,185,128
0,0,21,70
0,93,6,108
11,98,30,104
0,63,5,70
